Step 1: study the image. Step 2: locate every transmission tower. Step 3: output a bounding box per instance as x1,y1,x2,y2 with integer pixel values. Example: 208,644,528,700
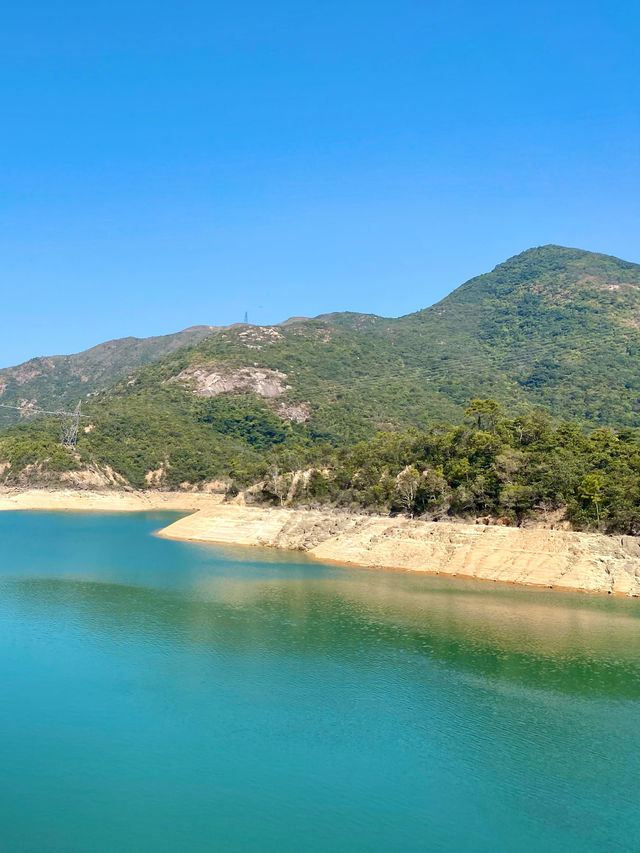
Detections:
244,311,249,324
59,402,82,447
0,401,85,447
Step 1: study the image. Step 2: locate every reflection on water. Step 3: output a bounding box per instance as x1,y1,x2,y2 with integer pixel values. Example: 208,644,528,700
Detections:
4,571,640,701
0,511,639,853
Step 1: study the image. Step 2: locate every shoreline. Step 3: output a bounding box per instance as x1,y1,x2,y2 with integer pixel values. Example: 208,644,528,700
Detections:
1,488,639,597
0,487,222,514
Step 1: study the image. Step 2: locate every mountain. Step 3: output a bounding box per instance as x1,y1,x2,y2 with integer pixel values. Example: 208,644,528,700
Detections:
0,325,217,428
3,244,640,490
388,244,640,424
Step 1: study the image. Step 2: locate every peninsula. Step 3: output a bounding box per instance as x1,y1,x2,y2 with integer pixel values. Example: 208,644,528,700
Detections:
2,488,639,596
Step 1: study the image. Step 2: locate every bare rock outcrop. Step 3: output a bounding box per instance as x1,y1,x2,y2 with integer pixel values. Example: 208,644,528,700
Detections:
278,402,311,423
171,363,290,399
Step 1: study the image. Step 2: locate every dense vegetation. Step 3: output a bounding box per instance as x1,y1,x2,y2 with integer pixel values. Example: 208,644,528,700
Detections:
3,395,640,534
0,326,214,429
274,400,640,535
3,245,640,436
3,245,640,535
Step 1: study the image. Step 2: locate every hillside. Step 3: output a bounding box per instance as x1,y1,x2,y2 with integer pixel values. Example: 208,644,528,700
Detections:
88,244,640,443
0,325,217,428
389,245,640,423
4,245,640,434
3,244,640,523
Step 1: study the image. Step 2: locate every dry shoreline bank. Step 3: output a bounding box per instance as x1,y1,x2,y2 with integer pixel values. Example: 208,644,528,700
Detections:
0,487,221,513
1,488,639,597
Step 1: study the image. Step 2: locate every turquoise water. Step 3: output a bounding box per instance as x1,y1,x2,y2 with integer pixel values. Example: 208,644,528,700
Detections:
0,512,639,852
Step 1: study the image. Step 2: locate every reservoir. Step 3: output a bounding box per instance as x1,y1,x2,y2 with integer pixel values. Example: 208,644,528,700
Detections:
0,511,638,852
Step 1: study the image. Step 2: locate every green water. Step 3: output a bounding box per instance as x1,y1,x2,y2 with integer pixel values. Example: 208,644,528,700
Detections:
0,513,639,852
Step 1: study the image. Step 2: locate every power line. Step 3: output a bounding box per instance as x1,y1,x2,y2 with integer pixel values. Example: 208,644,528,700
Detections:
393,332,640,374
0,401,85,447
0,403,82,417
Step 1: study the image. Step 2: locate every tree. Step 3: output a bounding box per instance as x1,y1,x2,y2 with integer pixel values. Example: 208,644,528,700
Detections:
464,398,503,432
395,465,421,517
266,464,288,506
512,409,552,445
307,470,329,499
494,449,525,483
417,467,451,517
579,473,604,524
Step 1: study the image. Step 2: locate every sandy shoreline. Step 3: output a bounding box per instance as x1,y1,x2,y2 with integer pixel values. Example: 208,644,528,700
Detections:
1,488,639,597
0,487,222,514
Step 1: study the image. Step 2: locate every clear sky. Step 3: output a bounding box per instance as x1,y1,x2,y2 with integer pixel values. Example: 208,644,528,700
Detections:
1,0,638,365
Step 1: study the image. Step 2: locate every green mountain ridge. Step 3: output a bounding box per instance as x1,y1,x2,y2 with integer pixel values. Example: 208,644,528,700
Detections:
0,325,218,428
3,244,640,509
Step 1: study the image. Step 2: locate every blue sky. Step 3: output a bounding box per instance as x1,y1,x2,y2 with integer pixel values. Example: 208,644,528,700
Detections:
1,0,638,365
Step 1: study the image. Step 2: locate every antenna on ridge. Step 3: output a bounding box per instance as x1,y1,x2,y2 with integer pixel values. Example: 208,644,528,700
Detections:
243,311,248,324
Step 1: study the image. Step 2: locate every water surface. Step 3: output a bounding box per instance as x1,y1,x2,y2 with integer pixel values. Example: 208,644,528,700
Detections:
0,511,639,852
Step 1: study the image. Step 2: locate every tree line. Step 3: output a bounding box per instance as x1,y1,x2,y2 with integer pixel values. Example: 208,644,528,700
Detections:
3,396,640,535
260,399,640,534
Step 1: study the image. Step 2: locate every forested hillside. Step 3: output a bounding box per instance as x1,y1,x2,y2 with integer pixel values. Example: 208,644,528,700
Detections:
388,245,640,424
2,244,640,532
0,325,216,428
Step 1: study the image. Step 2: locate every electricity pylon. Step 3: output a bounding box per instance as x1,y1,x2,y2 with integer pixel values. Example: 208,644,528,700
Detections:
59,402,82,447
0,401,85,447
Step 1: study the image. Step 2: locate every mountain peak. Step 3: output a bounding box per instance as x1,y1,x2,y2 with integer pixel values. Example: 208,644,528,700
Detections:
3,243,640,440
441,245,640,306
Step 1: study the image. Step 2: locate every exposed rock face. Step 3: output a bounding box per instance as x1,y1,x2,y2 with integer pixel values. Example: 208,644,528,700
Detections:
145,465,166,486
10,361,45,385
0,488,224,513
10,399,40,417
59,467,127,488
277,402,311,423
158,506,640,597
172,364,290,399
237,326,284,349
